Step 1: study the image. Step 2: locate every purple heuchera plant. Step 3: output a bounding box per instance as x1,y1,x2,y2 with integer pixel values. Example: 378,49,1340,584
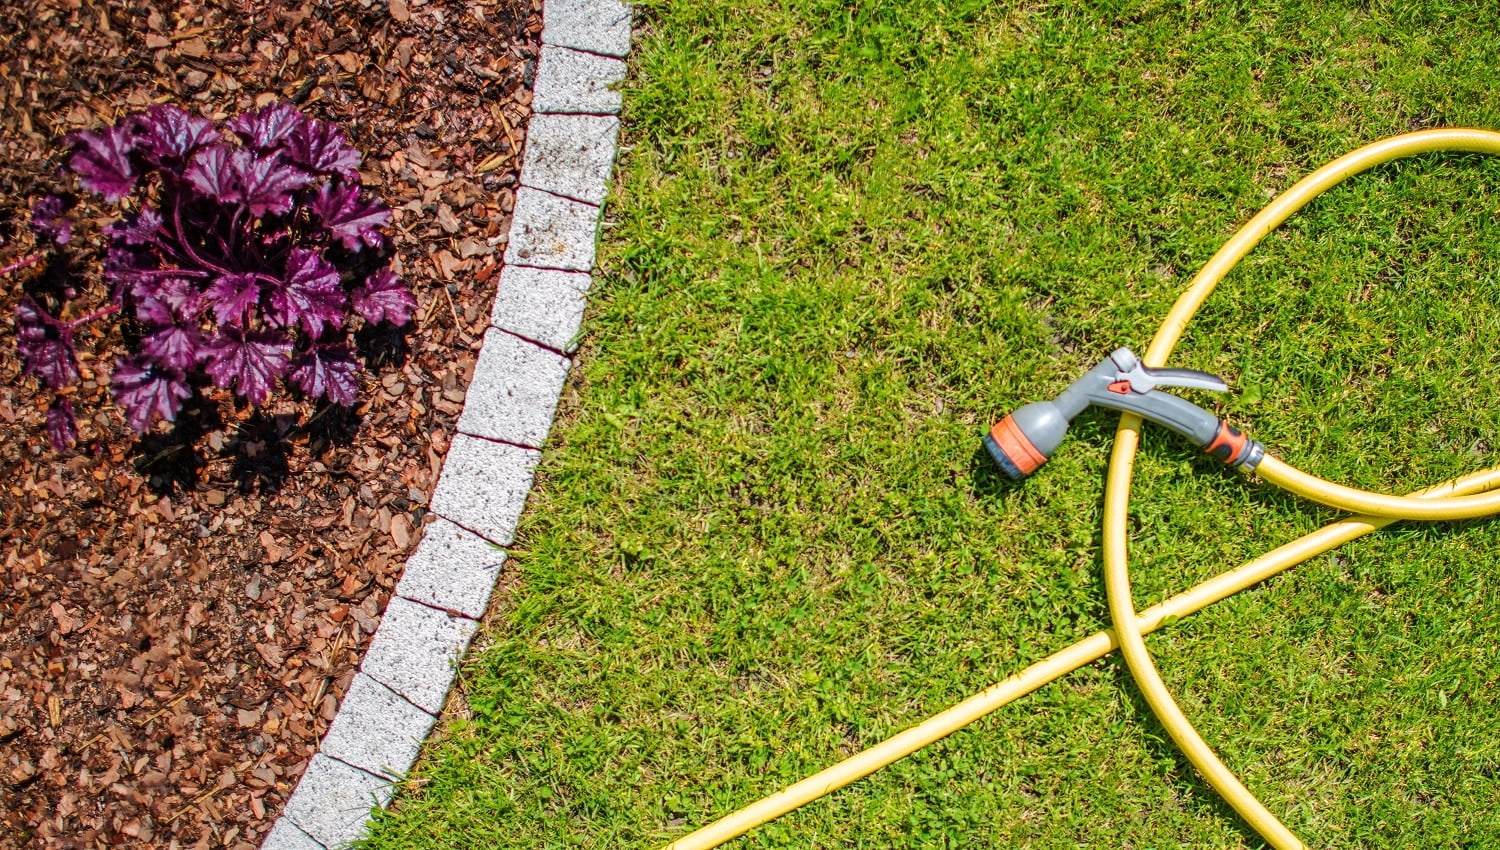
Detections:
11,102,415,450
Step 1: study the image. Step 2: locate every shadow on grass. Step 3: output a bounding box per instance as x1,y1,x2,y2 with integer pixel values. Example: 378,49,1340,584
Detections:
965,443,1023,501
1102,652,1277,849
961,413,1287,846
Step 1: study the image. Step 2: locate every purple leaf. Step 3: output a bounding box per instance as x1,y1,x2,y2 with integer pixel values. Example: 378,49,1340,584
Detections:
309,182,390,251
290,344,360,406
15,297,80,389
230,149,313,217
156,277,204,320
67,124,140,201
137,104,218,165
31,195,73,246
105,245,162,302
287,119,363,180
352,269,416,325
186,143,238,202
107,207,165,247
142,323,204,371
131,277,202,325
227,103,308,152
205,273,262,326
46,398,78,450
270,249,346,338
133,294,176,326
203,328,292,405
111,355,191,431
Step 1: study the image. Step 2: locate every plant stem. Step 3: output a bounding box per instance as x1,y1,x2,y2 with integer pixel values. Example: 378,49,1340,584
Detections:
172,192,234,276
67,304,121,329
133,268,212,279
0,254,43,277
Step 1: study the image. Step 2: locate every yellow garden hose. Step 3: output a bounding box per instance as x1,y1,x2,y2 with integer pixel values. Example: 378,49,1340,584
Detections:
664,128,1500,849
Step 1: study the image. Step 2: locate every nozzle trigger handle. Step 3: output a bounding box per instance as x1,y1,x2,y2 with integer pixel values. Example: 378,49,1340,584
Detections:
1119,365,1227,394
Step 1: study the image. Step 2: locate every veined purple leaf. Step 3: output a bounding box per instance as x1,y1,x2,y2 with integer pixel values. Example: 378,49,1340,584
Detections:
67,124,140,201
133,294,176,326
288,119,362,180
310,182,390,251
186,143,238,202
142,323,204,372
352,269,416,325
111,355,191,432
270,249,346,338
107,207,164,247
204,328,292,405
231,149,314,217
227,102,308,152
138,104,218,164
205,273,262,326
16,297,57,345
15,297,80,389
156,277,204,320
105,245,161,302
31,195,73,246
46,398,78,450
290,344,359,406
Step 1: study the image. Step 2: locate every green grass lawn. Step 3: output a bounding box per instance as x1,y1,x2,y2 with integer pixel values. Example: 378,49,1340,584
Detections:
365,2,1500,846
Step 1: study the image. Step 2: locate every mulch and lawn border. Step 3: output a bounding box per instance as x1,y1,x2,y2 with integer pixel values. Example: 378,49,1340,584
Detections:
264,3,632,847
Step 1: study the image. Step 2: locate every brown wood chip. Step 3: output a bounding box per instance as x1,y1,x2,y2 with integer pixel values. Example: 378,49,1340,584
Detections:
0,0,542,844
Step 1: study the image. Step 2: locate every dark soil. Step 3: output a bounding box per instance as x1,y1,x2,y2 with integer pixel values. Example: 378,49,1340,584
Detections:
0,0,538,845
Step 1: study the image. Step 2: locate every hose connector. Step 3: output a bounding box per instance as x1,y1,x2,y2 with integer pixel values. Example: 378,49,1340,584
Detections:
985,348,1264,479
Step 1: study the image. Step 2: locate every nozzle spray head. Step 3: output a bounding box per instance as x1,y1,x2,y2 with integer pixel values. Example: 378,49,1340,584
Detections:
985,348,1261,480
983,401,1071,480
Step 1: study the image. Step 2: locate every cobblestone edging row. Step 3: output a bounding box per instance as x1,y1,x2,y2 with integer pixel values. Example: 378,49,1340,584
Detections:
262,2,631,846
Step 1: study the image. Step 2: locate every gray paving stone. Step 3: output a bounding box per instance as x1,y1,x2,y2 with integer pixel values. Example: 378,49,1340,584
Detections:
521,113,620,205
429,434,540,545
271,7,635,847
457,329,571,448
396,518,507,619
360,597,480,714
282,754,394,849
532,45,625,115
504,186,601,273
320,673,436,777
542,0,631,57
261,818,325,850
489,265,593,353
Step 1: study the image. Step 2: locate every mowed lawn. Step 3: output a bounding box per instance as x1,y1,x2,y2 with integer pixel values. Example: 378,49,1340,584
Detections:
366,2,1500,847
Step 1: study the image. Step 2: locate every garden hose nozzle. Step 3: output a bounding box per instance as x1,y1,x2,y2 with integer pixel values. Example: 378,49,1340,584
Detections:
665,129,1500,850
984,347,1264,479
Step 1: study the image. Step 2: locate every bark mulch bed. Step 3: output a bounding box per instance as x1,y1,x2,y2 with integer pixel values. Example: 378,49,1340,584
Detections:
0,1,538,845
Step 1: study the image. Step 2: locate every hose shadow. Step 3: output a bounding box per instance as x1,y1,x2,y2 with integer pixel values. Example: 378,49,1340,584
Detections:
962,413,1290,847
1098,648,1279,849
1072,449,1279,847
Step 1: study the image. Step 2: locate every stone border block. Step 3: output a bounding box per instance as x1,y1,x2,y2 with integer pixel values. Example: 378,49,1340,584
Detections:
489,265,593,353
457,328,571,448
396,518,508,619
261,819,325,850
319,673,436,777
360,597,481,714
542,0,631,57
521,114,621,206
267,5,631,846
532,45,626,115
504,186,602,273
429,434,541,545
283,754,394,849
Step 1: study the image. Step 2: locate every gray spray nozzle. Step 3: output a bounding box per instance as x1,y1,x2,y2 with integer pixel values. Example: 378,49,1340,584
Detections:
984,348,1264,480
